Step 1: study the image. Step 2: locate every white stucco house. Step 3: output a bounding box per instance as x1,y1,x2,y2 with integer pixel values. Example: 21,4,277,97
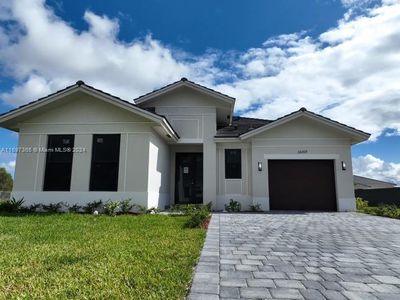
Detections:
0,78,370,211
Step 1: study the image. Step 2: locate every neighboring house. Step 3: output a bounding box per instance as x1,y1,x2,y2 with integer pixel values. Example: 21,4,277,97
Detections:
0,78,370,211
354,175,397,190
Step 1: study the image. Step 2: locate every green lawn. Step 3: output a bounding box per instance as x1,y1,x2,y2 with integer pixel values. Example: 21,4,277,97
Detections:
0,214,206,299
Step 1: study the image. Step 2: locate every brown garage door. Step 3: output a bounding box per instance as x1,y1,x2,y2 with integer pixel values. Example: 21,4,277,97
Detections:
268,160,337,211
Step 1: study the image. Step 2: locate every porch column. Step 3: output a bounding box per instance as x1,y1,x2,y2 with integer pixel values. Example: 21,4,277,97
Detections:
202,112,217,209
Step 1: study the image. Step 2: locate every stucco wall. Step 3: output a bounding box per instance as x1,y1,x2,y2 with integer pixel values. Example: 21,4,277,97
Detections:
216,142,252,210
248,116,356,212
148,131,170,209
139,87,220,208
11,93,169,208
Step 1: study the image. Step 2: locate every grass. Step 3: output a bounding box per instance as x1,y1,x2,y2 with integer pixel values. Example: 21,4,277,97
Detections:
0,214,206,299
356,197,400,219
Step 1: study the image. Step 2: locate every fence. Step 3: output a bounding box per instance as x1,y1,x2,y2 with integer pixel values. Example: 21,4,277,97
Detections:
355,188,400,206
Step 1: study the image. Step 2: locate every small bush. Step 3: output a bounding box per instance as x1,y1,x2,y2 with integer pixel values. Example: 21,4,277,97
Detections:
184,209,209,228
0,197,25,213
42,202,64,213
225,199,241,212
356,197,369,210
28,204,41,213
249,203,262,212
357,197,400,220
120,199,133,214
104,201,121,216
132,204,146,214
68,204,82,213
146,207,159,214
84,200,103,214
171,204,211,215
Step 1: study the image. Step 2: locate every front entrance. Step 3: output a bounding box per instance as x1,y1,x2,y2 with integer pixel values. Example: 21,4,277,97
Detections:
175,153,203,204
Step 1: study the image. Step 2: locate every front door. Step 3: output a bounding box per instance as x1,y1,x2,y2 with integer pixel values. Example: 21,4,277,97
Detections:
175,153,203,204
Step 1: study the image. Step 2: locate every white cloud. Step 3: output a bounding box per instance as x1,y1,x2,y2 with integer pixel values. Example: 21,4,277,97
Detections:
353,154,400,185
0,0,399,143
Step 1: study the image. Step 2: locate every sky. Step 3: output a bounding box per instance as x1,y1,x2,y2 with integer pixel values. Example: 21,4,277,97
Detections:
0,0,399,184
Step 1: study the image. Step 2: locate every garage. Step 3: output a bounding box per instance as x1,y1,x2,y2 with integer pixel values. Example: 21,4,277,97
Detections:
268,160,337,211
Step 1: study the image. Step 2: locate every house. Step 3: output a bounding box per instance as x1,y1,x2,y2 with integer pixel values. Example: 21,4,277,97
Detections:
0,78,370,211
354,175,397,190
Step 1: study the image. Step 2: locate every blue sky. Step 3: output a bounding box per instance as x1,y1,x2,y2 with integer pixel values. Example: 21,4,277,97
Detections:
0,0,399,183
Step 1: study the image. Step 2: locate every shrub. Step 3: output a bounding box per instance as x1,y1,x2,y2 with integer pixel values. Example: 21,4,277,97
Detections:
0,197,25,213
146,207,160,214
42,202,64,213
28,204,41,213
132,204,146,214
83,200,103,214
249,203,262,212
225,199,241,212
171,204,211,215
356,198,400,220
120,199,133,214
68,204,82,213
184,209,209,228
356,197,369,211
104,201,121,216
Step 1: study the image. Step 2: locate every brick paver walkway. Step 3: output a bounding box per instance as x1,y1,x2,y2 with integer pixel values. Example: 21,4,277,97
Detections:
188,212,400,300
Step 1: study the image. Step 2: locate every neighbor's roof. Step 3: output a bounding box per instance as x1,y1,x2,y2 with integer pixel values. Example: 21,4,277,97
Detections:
354,175,397,189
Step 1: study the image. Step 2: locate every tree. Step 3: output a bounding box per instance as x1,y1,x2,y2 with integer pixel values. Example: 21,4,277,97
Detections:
0,168,13,192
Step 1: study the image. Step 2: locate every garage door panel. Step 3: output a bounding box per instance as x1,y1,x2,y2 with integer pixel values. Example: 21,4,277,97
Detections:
268,160,337,211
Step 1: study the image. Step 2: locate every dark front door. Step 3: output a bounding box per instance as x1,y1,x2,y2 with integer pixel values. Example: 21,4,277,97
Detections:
268,160,337,211
175,153,203,204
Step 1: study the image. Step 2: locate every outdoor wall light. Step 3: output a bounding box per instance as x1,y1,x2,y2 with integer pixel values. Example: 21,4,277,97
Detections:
258,162,262,171
342,161,346,171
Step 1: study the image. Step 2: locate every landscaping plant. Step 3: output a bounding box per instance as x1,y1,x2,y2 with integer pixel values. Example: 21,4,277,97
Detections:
104,200,121,216
0,197,25,213
356,197,400,219
83,200,103,214
249,203,262,212
120,199,133,213
225,199,241,212
42,202,64,213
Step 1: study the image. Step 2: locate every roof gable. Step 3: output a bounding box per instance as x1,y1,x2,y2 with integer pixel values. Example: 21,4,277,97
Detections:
0,81,179,141
235,108,370,144
134,77,235,105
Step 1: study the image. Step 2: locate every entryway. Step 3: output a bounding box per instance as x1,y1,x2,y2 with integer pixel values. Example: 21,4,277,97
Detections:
175,153,203,204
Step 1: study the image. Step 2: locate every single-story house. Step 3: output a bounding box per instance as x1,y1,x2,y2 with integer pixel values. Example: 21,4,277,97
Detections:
354,175,397,190
0,78,370,211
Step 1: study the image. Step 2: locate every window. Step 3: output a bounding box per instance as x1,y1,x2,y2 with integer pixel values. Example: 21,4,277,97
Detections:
43,135,74,191
225,149,242,179
90,134,120,191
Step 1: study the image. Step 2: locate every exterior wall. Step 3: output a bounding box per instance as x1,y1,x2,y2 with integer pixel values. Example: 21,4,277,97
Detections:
11,93,169,209
148,131,170,209
248,116,356,212
216,142,252,210
140,87,220,208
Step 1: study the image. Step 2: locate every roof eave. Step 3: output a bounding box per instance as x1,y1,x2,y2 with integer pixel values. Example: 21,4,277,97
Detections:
239,110,371,143
134,80,235,106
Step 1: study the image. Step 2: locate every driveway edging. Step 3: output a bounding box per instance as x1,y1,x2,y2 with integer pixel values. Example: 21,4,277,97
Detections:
187,214,220,300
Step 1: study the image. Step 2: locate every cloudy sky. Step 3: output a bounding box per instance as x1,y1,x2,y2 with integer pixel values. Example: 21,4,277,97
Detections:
0,0,399,184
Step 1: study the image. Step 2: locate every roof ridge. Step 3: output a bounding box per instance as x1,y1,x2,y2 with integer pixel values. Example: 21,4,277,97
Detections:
133,77,235,103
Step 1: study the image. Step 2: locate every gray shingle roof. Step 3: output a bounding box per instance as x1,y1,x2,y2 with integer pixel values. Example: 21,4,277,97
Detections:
216,116,272,137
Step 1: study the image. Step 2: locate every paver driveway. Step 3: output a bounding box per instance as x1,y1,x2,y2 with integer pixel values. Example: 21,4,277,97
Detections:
188,213,400,300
